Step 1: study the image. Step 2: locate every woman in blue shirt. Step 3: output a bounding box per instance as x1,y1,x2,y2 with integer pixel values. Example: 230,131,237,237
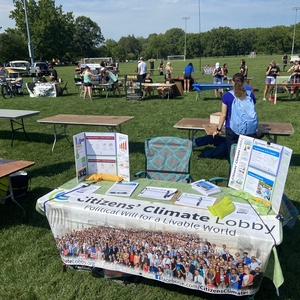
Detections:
183,63,194,93
213,73,257,155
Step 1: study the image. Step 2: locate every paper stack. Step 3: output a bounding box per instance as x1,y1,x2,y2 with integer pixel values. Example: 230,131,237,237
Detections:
191,179,221,196
210,112,222,124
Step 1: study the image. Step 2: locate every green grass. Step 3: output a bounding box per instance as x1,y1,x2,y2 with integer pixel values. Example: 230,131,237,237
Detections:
0,55,299,300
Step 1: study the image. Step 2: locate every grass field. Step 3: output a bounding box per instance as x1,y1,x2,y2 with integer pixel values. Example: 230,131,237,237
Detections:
0,55,299,300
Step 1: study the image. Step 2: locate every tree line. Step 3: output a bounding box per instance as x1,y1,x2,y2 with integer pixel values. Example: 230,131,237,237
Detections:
0,0,299,63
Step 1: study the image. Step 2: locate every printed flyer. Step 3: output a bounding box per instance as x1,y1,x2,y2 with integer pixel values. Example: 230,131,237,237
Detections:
73,132,130,182
229,135,292,215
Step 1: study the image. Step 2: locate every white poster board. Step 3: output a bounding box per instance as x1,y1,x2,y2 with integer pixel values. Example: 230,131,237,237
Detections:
73,132,130,182
229,135,292,214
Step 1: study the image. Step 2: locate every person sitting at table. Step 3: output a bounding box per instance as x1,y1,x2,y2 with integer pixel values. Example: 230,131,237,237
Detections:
48,64,58,82
183,62,194,93
37,76,48,83
191,135,228,159
212,73,258,157
263,60,280,101
157,73,174,99
142,73,153,99
11,73,24,95
100,67,121,97
212,62,224,98
0,63,8,82
287,59,300,100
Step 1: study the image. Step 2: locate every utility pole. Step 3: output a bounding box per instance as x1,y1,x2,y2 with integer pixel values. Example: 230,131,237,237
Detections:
182,16,190,60
23,0,34,65
291,7,300,55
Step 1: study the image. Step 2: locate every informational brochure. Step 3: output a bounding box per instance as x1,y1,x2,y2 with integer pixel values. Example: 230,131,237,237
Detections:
191,179,221,196
73,132,130,183
229,202,258,222
175,193,217,209
138,186,178,201
105,181,139,197
67,184,101,198
229,135,293,215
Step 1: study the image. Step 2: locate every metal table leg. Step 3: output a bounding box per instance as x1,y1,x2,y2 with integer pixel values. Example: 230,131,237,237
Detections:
52,124,71,152
9,118,30,146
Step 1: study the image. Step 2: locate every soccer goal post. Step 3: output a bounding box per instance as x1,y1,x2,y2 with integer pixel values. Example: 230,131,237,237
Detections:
167,55,186,61
248,52,256,58
83,57,113,64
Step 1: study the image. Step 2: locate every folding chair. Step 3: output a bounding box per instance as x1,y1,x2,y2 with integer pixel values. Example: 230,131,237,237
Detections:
135,136,193,183
59,82,68,95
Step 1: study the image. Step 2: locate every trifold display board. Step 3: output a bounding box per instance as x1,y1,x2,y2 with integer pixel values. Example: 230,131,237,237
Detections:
73,132,130,182
125,74,143,100
229,135,292,215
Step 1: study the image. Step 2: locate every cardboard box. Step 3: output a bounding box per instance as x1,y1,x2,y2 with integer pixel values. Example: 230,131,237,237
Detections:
210,112,221,124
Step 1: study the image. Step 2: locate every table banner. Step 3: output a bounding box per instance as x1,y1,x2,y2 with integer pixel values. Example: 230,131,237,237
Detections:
37,189,281,297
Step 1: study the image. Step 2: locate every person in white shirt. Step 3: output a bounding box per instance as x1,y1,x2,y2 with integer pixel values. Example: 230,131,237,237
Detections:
194,269,205,285
137,57,147,79
248,256,261,273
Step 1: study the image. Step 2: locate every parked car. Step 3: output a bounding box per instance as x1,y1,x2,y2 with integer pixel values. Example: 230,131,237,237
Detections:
6,60,30,77
30,62,49,77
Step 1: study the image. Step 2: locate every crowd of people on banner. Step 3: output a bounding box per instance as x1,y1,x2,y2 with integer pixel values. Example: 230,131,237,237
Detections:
56,226,263,290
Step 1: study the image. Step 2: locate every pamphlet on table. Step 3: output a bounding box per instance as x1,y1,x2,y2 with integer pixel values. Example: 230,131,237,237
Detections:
175,193,217,209
73,132,130,183
105,181,139,197
191,179,221,196
229,135,292,215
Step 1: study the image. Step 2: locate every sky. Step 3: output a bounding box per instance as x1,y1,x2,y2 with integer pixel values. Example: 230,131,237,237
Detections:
1,0,300,42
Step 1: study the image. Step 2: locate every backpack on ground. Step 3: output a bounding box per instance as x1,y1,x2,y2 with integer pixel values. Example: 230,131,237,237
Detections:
229,90,258,135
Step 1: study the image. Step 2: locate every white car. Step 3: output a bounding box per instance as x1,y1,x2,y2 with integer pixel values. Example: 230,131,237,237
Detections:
6,60,30,76
30,62,49,77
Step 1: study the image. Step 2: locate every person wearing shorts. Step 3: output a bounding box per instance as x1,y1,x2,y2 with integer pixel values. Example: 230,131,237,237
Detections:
212,62,224,98
81,66,95,100
287,59,300,100
263,60,280,101
183,62,194,93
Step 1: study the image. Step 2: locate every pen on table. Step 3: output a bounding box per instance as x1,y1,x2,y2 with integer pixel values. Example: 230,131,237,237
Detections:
164,190,170,198
140,188,147,194
196,197,202,206
166,190,177,198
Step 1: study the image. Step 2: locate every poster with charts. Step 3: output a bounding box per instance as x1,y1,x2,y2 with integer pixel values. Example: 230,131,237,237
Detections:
73,132,130,183
228,135,292,215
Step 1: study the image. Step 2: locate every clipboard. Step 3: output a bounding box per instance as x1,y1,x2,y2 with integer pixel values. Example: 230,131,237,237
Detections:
138,186,179,201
